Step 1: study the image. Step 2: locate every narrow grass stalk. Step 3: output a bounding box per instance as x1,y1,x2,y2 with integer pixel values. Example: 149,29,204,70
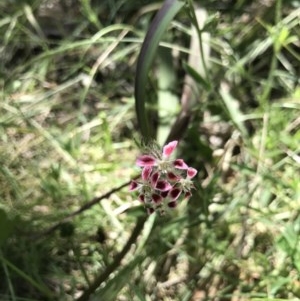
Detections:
71,241,91,287
260,0,282,106
0,254,53,299
186,0,209,81
79,29,134,111
0,249,16,301
8,24,136,81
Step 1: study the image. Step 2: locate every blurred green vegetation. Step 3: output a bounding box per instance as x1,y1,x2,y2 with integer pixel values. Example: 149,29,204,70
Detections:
0,0,299,300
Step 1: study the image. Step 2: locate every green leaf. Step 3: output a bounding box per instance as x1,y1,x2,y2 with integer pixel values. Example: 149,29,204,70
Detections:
0,253,54,298
0,208,15,246
135,0,184,140
91,256,144,301
277,223,298,255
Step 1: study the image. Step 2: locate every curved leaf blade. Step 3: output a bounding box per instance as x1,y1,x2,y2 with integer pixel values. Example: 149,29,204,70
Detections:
134,0,184,140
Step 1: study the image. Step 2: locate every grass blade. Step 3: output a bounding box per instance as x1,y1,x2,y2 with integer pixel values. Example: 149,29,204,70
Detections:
134,0,184,140
0,254,53,299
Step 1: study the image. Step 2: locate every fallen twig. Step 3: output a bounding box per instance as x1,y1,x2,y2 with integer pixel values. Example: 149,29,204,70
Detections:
36,176,138,239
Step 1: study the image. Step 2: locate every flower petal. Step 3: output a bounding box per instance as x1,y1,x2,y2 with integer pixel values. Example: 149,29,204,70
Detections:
138,194,145,202
163,141,178,158
174,159,188,170
129,181,139,191
167,171,180,181
184,191,192,199
152,193,162,204
155,180,172,191
147,207,155,215
136,155,156,167
142,166,152,181
160,190,169,198
187,167,197,179
168,187,182,200
151,171,160,187
168,201,177,208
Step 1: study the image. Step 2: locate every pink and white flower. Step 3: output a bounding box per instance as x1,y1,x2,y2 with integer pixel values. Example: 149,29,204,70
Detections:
130,140,198,215
136,141,188,172
168,167,198,201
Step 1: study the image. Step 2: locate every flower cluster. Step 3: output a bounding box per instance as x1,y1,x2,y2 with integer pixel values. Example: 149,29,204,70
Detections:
130,140,198,214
